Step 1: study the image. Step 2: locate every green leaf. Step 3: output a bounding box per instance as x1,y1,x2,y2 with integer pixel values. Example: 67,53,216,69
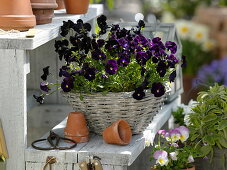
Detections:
203,136,215,145
218,120,227,130
106,0,114,9
191,134,199,141
203,114,217,122
219,137,227,148
200,145,212,156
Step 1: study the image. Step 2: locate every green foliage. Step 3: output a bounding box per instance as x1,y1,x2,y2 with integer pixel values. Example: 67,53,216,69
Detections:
188,84,227,159
90,0,114,10
172,107,186,126
182,39,213,75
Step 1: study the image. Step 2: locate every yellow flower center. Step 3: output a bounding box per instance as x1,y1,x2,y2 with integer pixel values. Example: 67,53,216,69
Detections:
180,26,189,34
196,32,203,39
66,85,69,88
159,158,164,164
110,68,113,70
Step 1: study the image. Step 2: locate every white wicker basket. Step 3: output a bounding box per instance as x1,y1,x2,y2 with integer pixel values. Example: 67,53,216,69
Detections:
62,91,167,135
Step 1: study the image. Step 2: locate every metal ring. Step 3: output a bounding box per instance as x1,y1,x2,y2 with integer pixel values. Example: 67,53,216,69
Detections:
31,137,77,150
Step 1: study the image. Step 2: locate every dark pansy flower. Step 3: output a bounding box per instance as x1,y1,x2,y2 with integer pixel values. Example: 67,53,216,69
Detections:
101,74,108,79
132,87,145,100
84,67,96,81
141,67,147,76
97,15,107,24
41,66,50,81
61,77,74,92
91,50,106,60
165,41,177,54
138,20,145,28
83,23,91,32
156,61,167,77
33,95,44,104
91,39,99,50
105,39,119,50
40,82,50,92
110,24,120,32
169,70,176,83
117,56,130,67
77,19,83,24
62,39,69,46
152,57,159,63
134,34,148,45
116,28,128,39
141,79,150,89
59,68,70,77
181,55,187,67
136,51,149,65
97,39,105,47
105,59,118,75
151,82,166,97
97,15,108,35
167,54,179,68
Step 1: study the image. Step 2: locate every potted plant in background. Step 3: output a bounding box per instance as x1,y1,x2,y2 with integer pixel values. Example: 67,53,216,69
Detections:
175,20,215,104
64,0,90,14
188,84,227,170
151,126,197,170
34,15,184,135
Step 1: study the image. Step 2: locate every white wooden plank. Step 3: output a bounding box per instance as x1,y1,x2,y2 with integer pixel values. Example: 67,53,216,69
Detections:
26,162,73,170
0,49,27,170
102,165,127,170
0,5,103,50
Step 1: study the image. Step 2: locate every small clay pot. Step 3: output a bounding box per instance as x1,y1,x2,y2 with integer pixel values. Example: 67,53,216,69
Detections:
182,166,195,170
0,0,36,31
64,112,89,143
64,0,89,14
31,0,58,25
102,120,132,145
56,0,65,9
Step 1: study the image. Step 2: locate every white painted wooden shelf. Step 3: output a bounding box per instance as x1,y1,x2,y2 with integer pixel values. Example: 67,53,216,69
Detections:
25,99,178,170
0,5,103,170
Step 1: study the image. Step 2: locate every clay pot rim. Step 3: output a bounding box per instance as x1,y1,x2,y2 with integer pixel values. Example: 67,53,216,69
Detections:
116,120,132,145
64,129,89,137
31,3,58,9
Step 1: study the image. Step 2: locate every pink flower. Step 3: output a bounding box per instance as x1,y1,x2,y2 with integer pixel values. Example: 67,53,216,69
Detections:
158,130,166,135
153,150,169,166
176,126,189,142
169,129,181,142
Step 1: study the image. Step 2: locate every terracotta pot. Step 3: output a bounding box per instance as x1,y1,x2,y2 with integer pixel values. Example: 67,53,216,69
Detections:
181,74,199,104
31,0,58,25
64,0,89,14
0,0,36,31
102,120,132,145
56,0,65,9
64,112,89,143
182,166,195,170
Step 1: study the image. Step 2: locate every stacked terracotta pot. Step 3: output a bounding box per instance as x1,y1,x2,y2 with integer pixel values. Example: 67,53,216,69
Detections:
0,0,36,31
30,0,58,25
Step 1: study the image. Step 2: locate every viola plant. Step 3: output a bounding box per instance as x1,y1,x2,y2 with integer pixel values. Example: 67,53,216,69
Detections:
151,126,197,170
34,15,184,104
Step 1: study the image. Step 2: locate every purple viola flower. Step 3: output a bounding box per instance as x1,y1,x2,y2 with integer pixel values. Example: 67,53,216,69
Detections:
134,34,149,46
59,68,70,77
152,57,159,63
169,70,176,83
188,155,194,163
105,59,118,75
136,51,149,65
84,67,96,81
117,56,130,67
151,82,166,97
91,50,106,60
132,87,145,100
40,82,50,92
105,39,119,51
165,41,177,54
61,77,74,92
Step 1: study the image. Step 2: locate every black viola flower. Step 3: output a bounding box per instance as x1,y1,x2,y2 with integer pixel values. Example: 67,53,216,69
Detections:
83,23,91,32
151,82,166,97
97,15,108,35
61,77,74,92
156,61,167,77
41,66,50,81
91,50,106,60
181,55,187,67
84,67,96,81
165,41,177,54
105,39,119,51
138,20,145,28
91,39,99,50
152,56,159,63
33,95,44,104
110,24,120,32
141,67,147,76
40,82,50,92
97,39,105,48
97,15,107,24
169,70,176,83
132,87,145,100
105,59,118,75
136,51,149,65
